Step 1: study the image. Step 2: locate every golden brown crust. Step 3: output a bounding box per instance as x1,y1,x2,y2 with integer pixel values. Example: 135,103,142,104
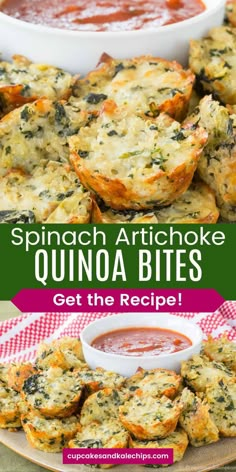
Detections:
0,85,36,118
0,161,92,224
129,428,189,464
203,336,236,373
72,54,194,121
92,199,158,223
21,410,80,452
7,363,37,393
181,355,235,393
21,368,82,418
3,334,236,463
0,99,90,176
189,26,236,105
70,108,207,210
226,2,236,27
35,344,70,370
69,419,129,468
76,368,125,394
119,393,183,440
84,179,220,224
205,379,236,437
36,337,87,370
184,95,236,219
0,55,73,117
124,368,182,399
156,181,219,224
178,388,219,447
0,381,21,429
80,388,127,426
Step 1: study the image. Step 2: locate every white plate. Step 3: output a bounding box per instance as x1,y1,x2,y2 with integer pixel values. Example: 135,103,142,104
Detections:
0,430,236,472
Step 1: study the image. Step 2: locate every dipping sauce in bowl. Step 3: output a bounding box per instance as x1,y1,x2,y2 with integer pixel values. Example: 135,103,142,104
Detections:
91,327,192,357
81,313,203,375
1,0,206,32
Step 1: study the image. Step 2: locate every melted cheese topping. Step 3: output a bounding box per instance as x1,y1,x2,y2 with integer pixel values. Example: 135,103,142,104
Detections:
73,55,194,120
186,95,236,215
0,55,72,100
130,428,189,463
203,337,236,372
179,388,219,446
181,355,235,393
80,388,127,426
69,419,129,449
0,160,92,223
189,26,236,105
0,100,89,176
205,380,236,437
70,108,207,209
77,368,124,393
22,367,82,416
22,410,79,436
119,393,182,439
125,368,181,399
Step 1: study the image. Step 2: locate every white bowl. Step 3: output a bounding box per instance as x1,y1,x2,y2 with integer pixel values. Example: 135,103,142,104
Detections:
0,0,225,74
80,313,203,376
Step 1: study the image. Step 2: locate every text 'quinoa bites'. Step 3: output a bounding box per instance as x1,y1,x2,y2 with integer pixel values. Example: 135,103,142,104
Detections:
189,26,236,105
185,95,236,221
70,103,207,210
0,55,73,118
22,367,82,418
72,54,195,121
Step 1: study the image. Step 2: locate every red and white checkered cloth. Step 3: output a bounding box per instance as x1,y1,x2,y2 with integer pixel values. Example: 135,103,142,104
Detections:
0,302,235,363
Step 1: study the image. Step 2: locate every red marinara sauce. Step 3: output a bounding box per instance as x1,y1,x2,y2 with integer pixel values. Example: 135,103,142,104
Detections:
1,0,206,32
91,327,192,356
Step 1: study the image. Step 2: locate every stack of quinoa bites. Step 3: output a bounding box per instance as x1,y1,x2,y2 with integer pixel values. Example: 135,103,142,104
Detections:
3,1,236,225
0,335,236,467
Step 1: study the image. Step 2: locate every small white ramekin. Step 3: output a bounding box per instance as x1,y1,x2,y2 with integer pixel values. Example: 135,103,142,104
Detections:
80,313,203,376
0,0,226,74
